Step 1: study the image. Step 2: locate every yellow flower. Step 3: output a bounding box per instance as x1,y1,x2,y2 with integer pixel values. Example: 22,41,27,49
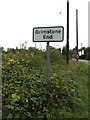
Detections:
9,59,14,62
56,95,58,98
26,99,28,103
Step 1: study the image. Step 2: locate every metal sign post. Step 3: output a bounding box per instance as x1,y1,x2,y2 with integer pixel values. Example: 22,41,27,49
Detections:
33,26,64,86
76,9,78,61
47,42,50,87
66,0,69,65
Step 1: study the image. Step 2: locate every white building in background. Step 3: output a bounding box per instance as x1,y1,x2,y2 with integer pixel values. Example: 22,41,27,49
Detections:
79,50,84,56
88,1,90,47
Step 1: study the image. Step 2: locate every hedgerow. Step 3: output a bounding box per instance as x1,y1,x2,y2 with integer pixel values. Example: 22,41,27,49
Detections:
2,49,81,119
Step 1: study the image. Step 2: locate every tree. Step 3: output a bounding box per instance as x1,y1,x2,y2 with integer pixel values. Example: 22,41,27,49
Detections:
69,49,74,58
84,47,90,60
7,48,15,53
0,46,4,51
62,46,67,56
57,48,61,53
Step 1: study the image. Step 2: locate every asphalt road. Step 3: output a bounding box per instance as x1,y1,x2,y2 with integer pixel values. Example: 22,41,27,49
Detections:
78,59,90,65
72,58,90,65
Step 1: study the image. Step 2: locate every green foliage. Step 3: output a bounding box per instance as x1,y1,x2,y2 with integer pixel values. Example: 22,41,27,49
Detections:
50,48,65,64
2,47,88,119
79,55,85,59
0,46,4,51
84,47,90,60
7,48,16,53
69,49,74,58
76,62,88,75
62,46,66,56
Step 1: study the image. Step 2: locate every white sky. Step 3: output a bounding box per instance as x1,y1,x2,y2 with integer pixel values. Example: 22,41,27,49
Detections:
0,0,89,51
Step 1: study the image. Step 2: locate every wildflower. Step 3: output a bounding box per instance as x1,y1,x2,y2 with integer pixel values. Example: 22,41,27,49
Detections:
9,59,14,62
56,95,58,98
26,99,28,103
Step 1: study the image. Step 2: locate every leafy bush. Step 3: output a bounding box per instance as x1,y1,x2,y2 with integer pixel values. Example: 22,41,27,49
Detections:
79,55,85,59
84,47,90,60
50,48,65,64
2,49,82,119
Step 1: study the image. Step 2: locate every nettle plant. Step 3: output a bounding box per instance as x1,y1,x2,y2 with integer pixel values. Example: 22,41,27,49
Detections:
2,50,81,119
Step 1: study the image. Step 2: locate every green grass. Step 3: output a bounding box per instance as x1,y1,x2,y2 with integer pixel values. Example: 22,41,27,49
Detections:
49,59,88,118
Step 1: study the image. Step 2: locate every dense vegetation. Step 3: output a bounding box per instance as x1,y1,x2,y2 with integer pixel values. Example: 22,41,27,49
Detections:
2,47,89,119
84,47,90,60
61,46,90,60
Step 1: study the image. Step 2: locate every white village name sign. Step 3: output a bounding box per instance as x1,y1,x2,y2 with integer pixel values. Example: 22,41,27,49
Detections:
32,26,64,85
33,26,64,42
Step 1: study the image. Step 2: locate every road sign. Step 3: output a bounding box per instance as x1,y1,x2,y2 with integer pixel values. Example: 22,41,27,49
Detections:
32,26,64,87
33,26,64,42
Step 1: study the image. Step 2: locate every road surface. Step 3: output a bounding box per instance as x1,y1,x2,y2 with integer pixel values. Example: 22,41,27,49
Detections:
72,58,90,65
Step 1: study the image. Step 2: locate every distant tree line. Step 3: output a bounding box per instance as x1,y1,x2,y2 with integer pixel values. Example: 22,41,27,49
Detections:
82,47,90,60
61,46,90,60
1,43,90,60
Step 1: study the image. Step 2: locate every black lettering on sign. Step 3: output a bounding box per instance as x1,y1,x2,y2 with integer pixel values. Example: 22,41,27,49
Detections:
43,35,53,39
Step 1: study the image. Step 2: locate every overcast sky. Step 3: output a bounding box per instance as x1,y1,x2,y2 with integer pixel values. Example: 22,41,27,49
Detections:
0,0,89,51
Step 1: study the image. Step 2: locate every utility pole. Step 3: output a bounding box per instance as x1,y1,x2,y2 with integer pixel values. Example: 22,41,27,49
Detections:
88,2,90,47
66,0,69,65
76,9,78,61
81,43,83,55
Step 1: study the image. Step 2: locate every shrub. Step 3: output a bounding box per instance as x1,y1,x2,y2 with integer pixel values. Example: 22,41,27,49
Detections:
50,48,65,64
2,49,81,119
